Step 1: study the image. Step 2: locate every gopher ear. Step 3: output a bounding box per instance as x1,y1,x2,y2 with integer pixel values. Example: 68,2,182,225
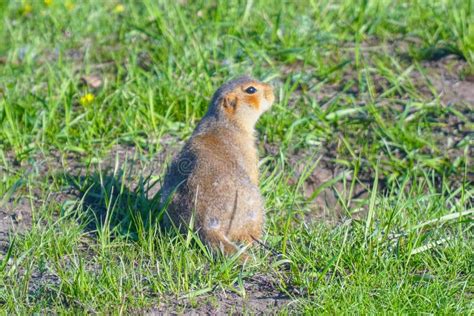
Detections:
221,94,238,112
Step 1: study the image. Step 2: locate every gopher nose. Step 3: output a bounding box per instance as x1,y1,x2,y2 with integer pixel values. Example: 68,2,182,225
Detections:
264,85,275,102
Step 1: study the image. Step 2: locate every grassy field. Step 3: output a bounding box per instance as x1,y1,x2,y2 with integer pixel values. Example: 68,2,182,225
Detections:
0,0,473,313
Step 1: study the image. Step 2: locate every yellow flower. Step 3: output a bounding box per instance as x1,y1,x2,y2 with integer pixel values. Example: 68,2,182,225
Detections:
114,4,125,14
80,93,95,106
22,3,33,15
44,0,52,6
65,1,75,11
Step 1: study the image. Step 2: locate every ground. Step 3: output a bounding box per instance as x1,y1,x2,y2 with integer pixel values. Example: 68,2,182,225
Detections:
0,0,473,314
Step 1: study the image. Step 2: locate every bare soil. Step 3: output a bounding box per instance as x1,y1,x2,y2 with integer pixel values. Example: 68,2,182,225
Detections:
415,54,474,105
146,274,292,315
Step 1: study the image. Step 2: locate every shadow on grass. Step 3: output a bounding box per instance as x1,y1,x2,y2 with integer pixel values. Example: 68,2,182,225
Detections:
63,168,164,240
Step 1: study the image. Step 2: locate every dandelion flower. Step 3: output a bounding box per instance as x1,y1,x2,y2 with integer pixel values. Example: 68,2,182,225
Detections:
114,4,125,14
80,93,95,106
65,1,75,11
44,0,53,6
22,3,33,15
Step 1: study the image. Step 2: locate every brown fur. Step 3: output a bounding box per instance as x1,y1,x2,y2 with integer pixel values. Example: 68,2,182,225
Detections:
244,94,260,109
160,76,274,257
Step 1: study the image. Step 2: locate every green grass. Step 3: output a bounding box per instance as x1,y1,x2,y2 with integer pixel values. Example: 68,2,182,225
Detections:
1,0,473,313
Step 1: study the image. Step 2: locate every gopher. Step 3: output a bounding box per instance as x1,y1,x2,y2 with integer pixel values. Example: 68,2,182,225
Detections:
160,76,275,256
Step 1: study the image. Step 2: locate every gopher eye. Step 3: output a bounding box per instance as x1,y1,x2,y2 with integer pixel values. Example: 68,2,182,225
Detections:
244,86,257,94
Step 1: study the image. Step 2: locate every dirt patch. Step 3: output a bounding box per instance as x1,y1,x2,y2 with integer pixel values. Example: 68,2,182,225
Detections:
267,142,370,224
414,55,473,173
0,198,33,259
413,54,474,105
146,274,292,315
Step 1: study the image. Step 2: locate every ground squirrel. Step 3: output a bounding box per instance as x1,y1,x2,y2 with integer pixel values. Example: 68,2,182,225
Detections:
160,76,275,256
